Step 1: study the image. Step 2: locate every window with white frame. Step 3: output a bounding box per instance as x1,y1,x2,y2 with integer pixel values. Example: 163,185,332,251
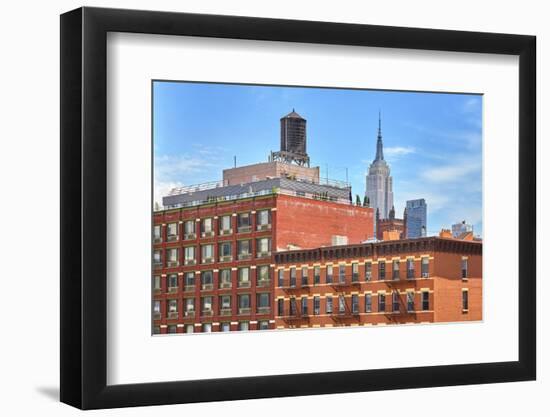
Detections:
153,225,162,240
167,274,178,290
407,292,415,312
406,258,415,278
338,295,346,313
218,241,232,260
461,258,468,279
257,265,270,284
185,324,194,334
153,250,161,265
421,257,429,277
326,265,333,283
184,272,195,288
256,237,271,256
365,294,372,313
238,321,249,331
256,210,271,227
167,222,178,238
326,296,333,314
167,248,178,264
201,271,213,289
184,246,195,262
219,215,232,233
153,275,161,290
219,269,231,287
185,298,194,312
238,267,250,286
220,294,231,310
168,299,178,313
238,294,250,309
201,296,213,313
201,244,214,262
184,220,195,237
201,218,213,234
378,293,386,312
257,293,270,310
203,323,212,333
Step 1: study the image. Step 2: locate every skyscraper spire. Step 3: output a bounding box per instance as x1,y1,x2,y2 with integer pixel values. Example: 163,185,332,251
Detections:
375,110,384,161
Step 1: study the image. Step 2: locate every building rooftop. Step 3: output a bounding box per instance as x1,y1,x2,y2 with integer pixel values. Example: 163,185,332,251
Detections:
162,177,352,209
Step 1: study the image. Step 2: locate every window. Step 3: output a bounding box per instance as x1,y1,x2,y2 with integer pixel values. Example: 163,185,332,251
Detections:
326,296,333,314
219,215,232,233
338,295,346,313
277,298,284,316
237,212,251,231
301,266,308,286
167,325,177,334
168,299,178,314
185,298,194,312
219,269,231,288
153,225,162,241
201,218,213,234
167,248,178,265
167,222,178,238
184,246,195,263
153,275,161,291
238,294,250,310
378,293,386,312
203,323,212,333
365,294,372,313
238,321,249,331
278,269,284,287
406,258,415,279
153,326,161,335
238,267,250,287
393,260,400,280
220,295,231,310
314,266,320,285
220,322,231,332
257,265,270,285
201,270,213,289
290,298,297,315
392,291,400,312
201,296,213,313
258,321,269,330
461,258,468,279
256,238,271,257
422,291,429,310
257,293,270,310
326,265,333,283
378,261,386,280
351,294,359,314
352,263,359,282
167,274,178,291
153,250,161,265
365,261,372,281
184,220,195,237
218,241,232,261
290,267,296,287
237,239,251,258
185,324,194,334
301,296,308,315
313,296,320,315
201,244,214,263
462,290,469,311
153,300,161,315
339,264,346,283
421,257,429,278
256,210,271,229
184,272,195,289
407,292,415,312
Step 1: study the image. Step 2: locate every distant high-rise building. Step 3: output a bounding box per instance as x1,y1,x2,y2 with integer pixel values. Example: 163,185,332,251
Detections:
366,113,393,219
406,199,427,238
452,221,473,238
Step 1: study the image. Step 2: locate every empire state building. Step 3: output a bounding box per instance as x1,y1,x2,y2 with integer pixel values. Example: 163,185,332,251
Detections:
366,114,394,219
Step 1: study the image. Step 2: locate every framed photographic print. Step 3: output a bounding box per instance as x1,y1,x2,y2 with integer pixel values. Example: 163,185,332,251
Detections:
60,6,536,410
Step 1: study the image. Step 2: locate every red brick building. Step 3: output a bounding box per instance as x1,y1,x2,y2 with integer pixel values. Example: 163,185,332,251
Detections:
273,237,482,329
152,190,375,334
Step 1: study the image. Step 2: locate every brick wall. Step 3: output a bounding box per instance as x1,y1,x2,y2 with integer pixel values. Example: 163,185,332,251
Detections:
275,194,374,251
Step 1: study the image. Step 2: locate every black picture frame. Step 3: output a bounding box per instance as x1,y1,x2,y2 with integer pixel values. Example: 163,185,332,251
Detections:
60,6,536,410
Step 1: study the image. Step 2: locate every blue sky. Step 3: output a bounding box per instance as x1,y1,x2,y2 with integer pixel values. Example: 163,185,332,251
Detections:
153,81,483,237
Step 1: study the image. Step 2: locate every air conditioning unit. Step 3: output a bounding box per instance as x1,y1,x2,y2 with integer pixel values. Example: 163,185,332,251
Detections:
202,310,213,316
239,307,251,315
220,256,233,262
220,282,232,289
185,259,196,266
202,258,214,264
184,233,196,240
257,224,272,231
422,272,430,278
153,313,161,320
220,229,233,235
184,285,195,292
257,280,270,287
185,310,195,317
201,231,215,238
238,226,252,233
202,284,214,291
167,261,179,267
168,287,178,293
238,253,252,260
167,312,178,319
257,307,271,314
153,237,162,244
220,308,232,316
257,251,271,258
167,235,179,242
238,281,251,288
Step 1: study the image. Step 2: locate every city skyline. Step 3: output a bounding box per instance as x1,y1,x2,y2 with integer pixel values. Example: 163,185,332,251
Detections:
153,81,483,236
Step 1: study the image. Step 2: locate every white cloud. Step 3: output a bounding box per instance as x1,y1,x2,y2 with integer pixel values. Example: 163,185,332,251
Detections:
384,146,416,159
419,159,480,184
153,180,185,209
